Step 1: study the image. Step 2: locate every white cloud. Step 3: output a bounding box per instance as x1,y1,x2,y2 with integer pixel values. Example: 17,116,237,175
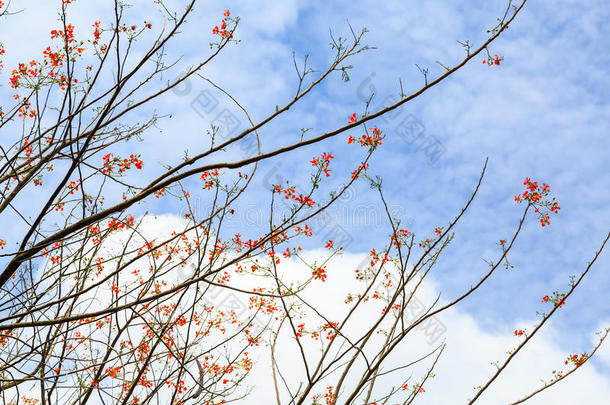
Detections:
243,251,610,403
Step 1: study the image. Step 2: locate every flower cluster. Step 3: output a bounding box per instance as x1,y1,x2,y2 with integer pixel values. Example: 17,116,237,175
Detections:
200,168,220,190
348,127,384,148
483,54,504,66
514,329,525,336
43,46,64,68
565,352,588,368
402,384,425,393
107,215,135,232
350,162,369,180
15,99,35,119
66,180,80,195
418,237,432,249
311,386,336,405
9,23,86,92
248,296,279,315
56,74,79,91
312,266,327,282
293,225,313,237
321,321,339,340
50,24,75,43
541,291,566,308
9,61,40,89
514,177,560,226
101,153,144,175
381,303,401,315
92,21,102,45
368,248,388,267
0,330,12,349
212,10,233,39
346,113,384,149
0,42,5,75
310,152,334,177
21,139,33,158
295,323,306,339
391,229,410,248
41,241,63,266
273,184,315,207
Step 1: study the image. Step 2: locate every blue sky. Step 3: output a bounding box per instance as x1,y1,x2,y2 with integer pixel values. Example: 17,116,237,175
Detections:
1,0,609,402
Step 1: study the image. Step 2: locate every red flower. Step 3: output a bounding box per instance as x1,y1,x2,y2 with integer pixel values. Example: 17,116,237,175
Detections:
514,177,560,227
483,54,504,66
212,11,233,38
321,152,334,162
312,266,327,281
93,21,102,44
